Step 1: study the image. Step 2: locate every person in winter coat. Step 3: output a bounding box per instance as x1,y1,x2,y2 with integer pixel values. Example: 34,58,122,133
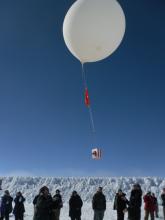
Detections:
113,189,129,220
33,186,53,220
128,184,142,220
69,191,83,220
92,187,106,220
33,194,40,220
13,192,25,220
1,190,13,220
52,189,63,220
33,187,46,220
143,192,155,220
152,193,158,218
161,188,165,220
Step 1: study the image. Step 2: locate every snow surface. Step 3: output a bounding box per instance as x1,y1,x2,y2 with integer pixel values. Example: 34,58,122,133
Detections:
0,176,165,220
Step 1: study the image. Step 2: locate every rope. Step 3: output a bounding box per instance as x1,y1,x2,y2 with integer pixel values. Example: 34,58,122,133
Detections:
81,63,96,133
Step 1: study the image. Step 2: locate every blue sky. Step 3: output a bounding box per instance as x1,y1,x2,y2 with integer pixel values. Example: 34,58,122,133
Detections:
0,0,165,177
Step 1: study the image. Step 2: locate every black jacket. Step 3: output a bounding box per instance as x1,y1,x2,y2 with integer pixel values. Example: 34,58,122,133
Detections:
92,192,106,211
129,189,142,209
69,195,83,218
52,194,63,209
34,194,53,220
114,193,129,211
1,195,13,215
161,193,165,206
13,195,25,215
33,195,39,206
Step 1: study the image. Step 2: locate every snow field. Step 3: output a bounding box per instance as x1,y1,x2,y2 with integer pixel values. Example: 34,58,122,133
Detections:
8,203,165,220
0,176,165,220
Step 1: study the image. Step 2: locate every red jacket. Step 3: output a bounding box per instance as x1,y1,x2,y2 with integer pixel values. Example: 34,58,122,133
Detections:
143,194,155,212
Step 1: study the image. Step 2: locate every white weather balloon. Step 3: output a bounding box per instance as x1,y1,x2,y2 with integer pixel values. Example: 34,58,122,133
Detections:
63,0,126,63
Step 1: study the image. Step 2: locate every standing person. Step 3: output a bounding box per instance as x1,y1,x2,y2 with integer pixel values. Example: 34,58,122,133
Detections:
113,189,129,220
92,187,106,220
128,184,142,220
143,192,155,220
152,193,158,218
1,190,13,220
161,188,165,220
32,188,45,220
33,193,40,220
33,186,53,220
52,189,63,220
13,192,25,220
69,191,83,220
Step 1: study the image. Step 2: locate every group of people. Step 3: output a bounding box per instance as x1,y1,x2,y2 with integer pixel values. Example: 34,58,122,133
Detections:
33,185,105,220
0,190,25,220
33,186,63,220
113,184,165,220
32,185,165,220
0,185,165,220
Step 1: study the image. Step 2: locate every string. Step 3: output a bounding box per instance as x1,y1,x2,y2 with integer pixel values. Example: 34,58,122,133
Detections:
81,63,96,133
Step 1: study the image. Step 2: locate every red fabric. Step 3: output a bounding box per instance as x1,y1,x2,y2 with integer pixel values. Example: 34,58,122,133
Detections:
143,195,155,212
85,88,90,107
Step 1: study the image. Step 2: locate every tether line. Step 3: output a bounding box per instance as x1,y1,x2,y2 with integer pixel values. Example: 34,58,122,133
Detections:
81,63,96,133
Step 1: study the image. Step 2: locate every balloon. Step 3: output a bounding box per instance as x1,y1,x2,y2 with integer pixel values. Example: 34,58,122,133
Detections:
63,0,126,63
